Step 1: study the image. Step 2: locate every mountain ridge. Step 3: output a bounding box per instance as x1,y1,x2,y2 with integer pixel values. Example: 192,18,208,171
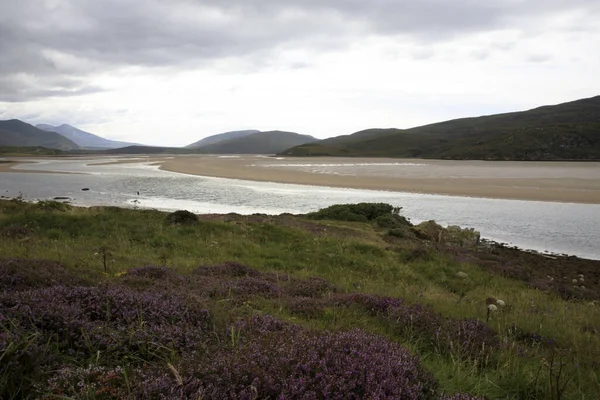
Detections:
185,130,261,148
0,120,79,149
194,130,318,154
280,95,600,160
36,123,138,149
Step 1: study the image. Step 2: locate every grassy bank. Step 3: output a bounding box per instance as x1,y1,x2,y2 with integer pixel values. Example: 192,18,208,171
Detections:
1,200,599,399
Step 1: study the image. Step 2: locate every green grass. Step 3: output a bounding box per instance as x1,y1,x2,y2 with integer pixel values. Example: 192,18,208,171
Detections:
1,199,599,399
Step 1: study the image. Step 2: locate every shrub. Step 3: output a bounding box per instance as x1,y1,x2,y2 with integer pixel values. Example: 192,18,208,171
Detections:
306,203,404,223
165,210,198,225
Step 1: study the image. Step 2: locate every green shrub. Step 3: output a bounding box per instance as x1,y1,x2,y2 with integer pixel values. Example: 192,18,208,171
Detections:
307,203,406,223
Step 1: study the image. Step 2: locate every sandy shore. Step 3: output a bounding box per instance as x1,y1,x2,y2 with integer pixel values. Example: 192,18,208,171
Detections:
2,155,599,203
158,155,600,204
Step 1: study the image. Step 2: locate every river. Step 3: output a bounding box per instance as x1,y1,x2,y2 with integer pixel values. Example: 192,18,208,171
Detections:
1,157,599,260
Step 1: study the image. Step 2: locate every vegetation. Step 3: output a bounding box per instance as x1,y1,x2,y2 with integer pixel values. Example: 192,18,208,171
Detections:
281,95,600,160
1,199,599,399
193,130,318,154
0,120,78,150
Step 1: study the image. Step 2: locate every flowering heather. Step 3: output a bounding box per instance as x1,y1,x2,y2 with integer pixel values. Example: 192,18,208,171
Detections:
443,319,498,363
232,314,304,336
282,276,338,297
0,258,85,290
284,296,327,318
0,285,211,360
194,261,262,278
332,293,499,365
211,276,282,299
439,394,487,400
334,293,404,315
136,324,438,399
125,265,176,280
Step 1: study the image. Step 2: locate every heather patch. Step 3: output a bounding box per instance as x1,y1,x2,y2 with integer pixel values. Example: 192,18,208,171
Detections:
284,296,328,318
0,285,211,362
0,258,87,290
282,275,338,297
135,325,438,399
194,261,262,278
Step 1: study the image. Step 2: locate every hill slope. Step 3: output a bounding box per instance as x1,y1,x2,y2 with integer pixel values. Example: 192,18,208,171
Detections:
282,96,600,160
0,120,78,150
185,130,261,148
37,124,138,149
196,130,318,154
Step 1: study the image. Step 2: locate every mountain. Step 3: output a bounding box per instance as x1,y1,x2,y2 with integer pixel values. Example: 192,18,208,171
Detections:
0,120,78,149
101,145,192,154
281,95,600,160
36,124,138,149
195,130,319,154
185,130,261,148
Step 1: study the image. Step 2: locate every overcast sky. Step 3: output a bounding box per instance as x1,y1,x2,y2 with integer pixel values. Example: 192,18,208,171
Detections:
1,0,599,146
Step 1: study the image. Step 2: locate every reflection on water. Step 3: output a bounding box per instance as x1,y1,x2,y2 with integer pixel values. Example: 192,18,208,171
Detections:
2,157,600,260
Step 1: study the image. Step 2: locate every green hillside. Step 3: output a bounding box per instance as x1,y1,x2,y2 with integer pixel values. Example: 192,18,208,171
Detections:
196,130,318,154
0,120,79,150
1,200,599,399
282,96,600,160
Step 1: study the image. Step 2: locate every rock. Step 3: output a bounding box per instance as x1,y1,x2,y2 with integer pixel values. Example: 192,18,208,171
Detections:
456,271,469,279
415,221,480,247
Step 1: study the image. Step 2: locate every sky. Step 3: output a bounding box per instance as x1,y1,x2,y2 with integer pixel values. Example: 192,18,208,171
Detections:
1,0,599,147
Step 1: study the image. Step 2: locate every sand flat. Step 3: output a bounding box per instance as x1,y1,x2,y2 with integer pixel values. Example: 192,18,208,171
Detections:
158,155,600,204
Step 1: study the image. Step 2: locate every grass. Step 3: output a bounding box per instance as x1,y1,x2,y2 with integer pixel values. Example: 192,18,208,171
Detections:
1,199,599,399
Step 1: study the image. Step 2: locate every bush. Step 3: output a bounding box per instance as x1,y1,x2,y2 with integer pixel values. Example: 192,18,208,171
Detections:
306,203,406,223
165,210,198,225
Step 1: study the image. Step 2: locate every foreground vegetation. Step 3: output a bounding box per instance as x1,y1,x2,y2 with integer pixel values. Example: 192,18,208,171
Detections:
1,200,599,399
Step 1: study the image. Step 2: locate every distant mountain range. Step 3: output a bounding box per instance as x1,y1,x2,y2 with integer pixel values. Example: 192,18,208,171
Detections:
0,120,78,149
36,124,138,149
2,95,599,160
281,95,600,160
191,130,318,154
185,130,261,148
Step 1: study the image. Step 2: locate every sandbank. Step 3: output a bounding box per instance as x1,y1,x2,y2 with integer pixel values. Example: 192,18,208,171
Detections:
158,155,600,204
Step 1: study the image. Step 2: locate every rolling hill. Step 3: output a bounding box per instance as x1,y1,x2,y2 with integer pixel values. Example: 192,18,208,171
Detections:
281,95,600,160
0,120,78,150
37,124,138,149
185,130,261,148
194,130,318,154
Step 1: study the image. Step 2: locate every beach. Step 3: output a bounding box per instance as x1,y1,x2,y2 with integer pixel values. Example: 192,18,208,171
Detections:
2,155,599,204
157,155,600,204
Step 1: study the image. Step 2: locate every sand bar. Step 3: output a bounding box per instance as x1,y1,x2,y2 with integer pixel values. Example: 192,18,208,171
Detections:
158,155,600,204
2,155,599,204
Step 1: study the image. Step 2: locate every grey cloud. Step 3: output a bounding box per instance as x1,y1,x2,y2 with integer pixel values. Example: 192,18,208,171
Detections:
1,0,599,102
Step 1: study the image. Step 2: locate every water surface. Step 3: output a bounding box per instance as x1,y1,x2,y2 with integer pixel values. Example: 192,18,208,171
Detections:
1,157,599,260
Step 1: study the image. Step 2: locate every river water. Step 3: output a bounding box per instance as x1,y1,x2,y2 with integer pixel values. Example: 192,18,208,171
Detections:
1,157,599,260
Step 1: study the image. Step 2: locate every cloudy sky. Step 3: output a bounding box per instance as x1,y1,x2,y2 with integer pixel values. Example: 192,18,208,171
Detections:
1,0,599,146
